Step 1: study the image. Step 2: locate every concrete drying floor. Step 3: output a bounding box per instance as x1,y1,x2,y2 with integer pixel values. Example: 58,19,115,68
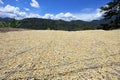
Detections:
0,30,120,80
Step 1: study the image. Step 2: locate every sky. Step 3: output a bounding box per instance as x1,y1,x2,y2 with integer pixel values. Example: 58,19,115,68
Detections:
0,0,110,21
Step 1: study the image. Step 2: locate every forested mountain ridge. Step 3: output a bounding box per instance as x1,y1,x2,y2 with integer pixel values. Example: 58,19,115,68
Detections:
0,17,103,31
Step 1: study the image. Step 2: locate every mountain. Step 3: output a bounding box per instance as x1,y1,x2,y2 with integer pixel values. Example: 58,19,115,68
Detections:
0,17,14,22
0,17,102,31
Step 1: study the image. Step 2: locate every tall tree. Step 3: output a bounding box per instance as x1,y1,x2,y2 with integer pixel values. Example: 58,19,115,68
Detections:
100,0,120,30
10,19,21,28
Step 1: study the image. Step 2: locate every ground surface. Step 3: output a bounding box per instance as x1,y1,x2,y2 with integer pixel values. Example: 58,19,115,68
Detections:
0,28,26,32
0,30,120,80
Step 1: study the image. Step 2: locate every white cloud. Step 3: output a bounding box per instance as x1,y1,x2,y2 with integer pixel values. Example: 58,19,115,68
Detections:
0,5,20,13
24,8,30,11
26,13,41,18
0,5,103,21
0,5,19,18
0,5,27,19
0,0,4,4
54,12,76,21
42,9,103,21
43,14,54,19
74,9,103,21
42,12,76,21
30,0,40,8
0,4,41,19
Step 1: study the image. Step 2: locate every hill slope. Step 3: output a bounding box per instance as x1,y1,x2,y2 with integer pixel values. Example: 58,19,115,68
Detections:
0,17,102,30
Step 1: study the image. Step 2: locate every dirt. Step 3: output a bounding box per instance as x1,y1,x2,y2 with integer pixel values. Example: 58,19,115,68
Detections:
0,28,27,32
0,30,120,80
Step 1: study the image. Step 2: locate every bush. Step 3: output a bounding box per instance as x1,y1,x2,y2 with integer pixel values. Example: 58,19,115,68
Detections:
0,21,11,27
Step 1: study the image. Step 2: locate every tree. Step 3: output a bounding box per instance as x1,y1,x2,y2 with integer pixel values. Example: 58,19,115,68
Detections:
0,21,11,27
100,0,120,30
10,19,21,28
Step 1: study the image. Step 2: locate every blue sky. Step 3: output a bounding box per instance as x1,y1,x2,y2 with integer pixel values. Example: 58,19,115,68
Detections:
0,0,110,21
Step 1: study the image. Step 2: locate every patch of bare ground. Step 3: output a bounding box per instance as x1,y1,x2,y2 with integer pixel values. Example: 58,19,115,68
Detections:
0,28,28,32
0,30,120,80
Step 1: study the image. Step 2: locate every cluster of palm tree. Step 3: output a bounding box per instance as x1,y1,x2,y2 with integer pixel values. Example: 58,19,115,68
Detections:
0,19,20,28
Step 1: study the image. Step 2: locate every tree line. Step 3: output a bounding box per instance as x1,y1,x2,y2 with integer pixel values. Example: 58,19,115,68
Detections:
0,18,101,31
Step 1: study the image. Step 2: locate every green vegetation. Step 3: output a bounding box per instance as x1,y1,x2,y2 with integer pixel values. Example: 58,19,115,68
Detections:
100,0,120,30
10,19,21,28
0,21,10,27
18,18,100,31
0,17,101,31
0,19,20,28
